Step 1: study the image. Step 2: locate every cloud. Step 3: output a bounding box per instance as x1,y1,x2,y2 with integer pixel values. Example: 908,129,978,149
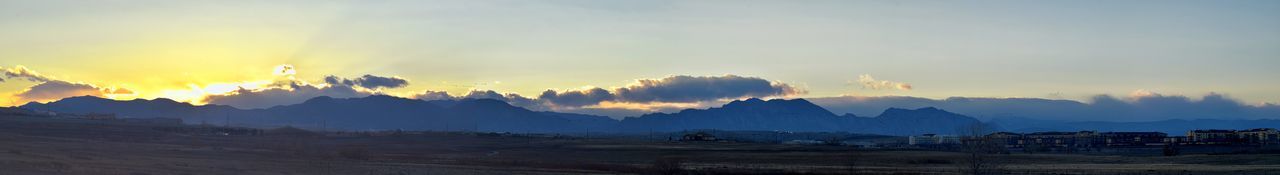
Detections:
407,75,799,117
3,65,54,82
413,90,453,101
202,80,372,109
537,87,614,107
200,66,404,109
13,80,132,103
461,90,545,110
612,75,802,103
419,75,801,109
855,74,911,90
809,92,1280,122
410,90,545,109
324,74,410,89
1,65,131,104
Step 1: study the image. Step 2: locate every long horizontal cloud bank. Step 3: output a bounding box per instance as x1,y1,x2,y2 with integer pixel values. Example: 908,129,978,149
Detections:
536,75,802,106
809,93,1280,122
323,75,409,89
205,72,799,113
412,75,801,116
2,65,133,104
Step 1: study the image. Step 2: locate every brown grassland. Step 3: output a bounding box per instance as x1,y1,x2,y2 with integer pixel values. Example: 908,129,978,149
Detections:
2,115,1279,175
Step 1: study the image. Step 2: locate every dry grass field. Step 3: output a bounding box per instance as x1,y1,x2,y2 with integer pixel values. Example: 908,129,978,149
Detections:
2,115,1280,175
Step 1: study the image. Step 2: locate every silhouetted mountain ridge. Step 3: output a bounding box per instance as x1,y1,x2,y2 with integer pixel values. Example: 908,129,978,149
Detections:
21,95,584,133
616,98,985,135
20,96,1269,136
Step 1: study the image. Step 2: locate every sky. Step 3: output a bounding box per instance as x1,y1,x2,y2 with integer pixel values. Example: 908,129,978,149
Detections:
1,0,1278,119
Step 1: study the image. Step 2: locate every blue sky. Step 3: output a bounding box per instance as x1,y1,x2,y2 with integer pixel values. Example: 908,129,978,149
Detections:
1,0,1277,117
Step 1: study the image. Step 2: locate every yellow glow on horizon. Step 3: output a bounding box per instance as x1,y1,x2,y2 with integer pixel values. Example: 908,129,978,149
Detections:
589,101,705,111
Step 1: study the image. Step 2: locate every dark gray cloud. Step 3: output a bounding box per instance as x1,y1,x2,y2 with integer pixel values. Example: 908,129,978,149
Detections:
14,80,132,103
526,75,801,107
537,88,614,107
3,65,54,82
2,66,130,103
408,75,801,117
612,75,802,103
809,93,1280,122
203,81,371,109
324,74,409,89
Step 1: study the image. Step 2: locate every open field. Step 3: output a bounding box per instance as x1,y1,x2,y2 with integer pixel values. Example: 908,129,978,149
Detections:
3,115,1280,175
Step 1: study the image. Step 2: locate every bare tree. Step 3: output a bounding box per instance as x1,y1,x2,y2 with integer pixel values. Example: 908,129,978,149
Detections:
955,123,1007,175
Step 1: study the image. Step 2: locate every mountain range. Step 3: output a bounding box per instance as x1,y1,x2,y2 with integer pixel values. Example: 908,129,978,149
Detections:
14,95,1279,136
617,98,984,135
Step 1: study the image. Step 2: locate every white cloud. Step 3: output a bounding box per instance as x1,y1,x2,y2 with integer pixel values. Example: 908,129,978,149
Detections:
856,74,912,91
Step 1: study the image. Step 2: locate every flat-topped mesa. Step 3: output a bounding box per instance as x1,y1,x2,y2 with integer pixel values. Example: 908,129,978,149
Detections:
877,107,954,118
718,98,836,117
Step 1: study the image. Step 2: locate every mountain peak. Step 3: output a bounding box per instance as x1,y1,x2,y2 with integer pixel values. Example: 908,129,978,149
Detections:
724,98,764,107
146,98,182,104
301,96,336,104
877,106,966,119
60,95,112,102
915,107,942,112
723,98,820,109
453,98,517,109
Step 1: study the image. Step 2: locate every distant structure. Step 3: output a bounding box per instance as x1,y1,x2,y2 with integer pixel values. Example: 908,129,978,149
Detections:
979,128,1280,150
1188,129,1280,145
680,132,718,141
783,140,825,145
908,134,960,145
83,113,117,120
1099,132,1168,146
1239,128,1280,145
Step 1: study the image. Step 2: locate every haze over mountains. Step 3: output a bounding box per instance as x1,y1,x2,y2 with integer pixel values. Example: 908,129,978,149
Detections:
16,95,1280,136
809,94,1280,122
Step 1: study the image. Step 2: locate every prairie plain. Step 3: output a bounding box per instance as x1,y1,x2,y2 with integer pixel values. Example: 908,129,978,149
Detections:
2,115,1279,175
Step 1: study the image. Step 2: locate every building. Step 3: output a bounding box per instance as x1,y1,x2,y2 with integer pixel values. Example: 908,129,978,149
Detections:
1188,129,1239,145
1188,128,1280,145
783,140,824,145
986,132,1025,148
680,132,717,141
1238,128,1280,145
1100,132,1167,146
1164,136,1189,145
909,134,961,145
986,131,1102,149
977,128,1280,151
985,131,1167,149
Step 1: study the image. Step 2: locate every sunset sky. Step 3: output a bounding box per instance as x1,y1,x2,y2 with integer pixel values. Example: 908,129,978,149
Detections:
1,0,1278,117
